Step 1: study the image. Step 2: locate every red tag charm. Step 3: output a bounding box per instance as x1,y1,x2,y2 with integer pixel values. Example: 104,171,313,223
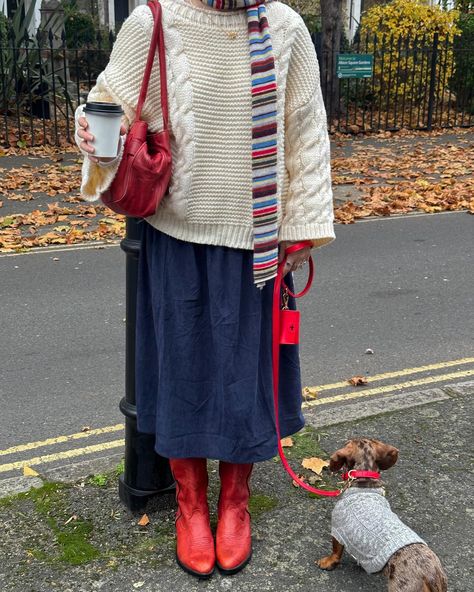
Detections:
279,290,300,344
280,309,300,344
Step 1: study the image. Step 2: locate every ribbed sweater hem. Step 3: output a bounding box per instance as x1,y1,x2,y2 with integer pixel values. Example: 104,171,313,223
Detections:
147,212,254,250
279,222,336,248
146,212,336,250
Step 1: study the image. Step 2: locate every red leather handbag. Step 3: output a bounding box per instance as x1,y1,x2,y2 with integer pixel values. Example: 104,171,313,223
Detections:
101,0,172,218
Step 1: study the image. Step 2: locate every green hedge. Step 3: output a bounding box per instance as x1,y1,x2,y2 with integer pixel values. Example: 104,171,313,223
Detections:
451,13,474,113
0,12,8,47
65,11,96,48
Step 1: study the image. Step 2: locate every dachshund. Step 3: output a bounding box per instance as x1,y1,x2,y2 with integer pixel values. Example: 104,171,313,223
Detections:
317,438,447,592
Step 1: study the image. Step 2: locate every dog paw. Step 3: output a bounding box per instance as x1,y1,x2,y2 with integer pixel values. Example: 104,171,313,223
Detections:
316,557,339,571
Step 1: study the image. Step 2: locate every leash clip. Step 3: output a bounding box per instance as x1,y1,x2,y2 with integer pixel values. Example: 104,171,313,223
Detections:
281,288,289,311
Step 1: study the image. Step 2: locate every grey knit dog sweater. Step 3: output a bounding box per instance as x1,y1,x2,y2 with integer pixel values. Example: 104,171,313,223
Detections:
331,487,425,573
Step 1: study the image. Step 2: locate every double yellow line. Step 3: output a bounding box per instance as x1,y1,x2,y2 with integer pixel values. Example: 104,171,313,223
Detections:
0,357,473,475
0,426,125,474
303,358,474,408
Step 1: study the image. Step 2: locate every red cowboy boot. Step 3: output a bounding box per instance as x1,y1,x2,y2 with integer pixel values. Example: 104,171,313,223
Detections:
169,458,215,578
216,462,253,574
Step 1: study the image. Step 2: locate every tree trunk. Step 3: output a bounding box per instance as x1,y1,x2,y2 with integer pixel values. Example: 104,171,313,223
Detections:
320,0,344,123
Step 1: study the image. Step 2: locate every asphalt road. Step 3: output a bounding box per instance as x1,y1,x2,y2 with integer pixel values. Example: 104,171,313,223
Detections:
0,211,473,454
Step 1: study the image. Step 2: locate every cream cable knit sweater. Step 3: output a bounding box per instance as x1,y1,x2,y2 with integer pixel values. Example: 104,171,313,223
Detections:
75,0,335,250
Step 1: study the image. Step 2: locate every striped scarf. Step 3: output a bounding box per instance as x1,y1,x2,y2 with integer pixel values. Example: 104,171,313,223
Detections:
201,0,278,287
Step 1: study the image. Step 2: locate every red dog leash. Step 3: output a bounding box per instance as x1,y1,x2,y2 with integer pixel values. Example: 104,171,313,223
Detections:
272,241,341,497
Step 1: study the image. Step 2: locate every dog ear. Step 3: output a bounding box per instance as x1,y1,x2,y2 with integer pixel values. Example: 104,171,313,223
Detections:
376,444,399,470
329,452,346,472
329,444,352,471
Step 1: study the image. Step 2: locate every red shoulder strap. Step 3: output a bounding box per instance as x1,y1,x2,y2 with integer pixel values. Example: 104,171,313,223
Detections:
135,0,169,129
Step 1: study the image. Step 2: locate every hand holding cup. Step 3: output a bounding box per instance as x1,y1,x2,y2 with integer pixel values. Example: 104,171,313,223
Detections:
77,102,127,163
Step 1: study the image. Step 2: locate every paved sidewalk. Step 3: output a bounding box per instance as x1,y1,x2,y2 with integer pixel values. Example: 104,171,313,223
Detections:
330,129,473,209
1,381,472,592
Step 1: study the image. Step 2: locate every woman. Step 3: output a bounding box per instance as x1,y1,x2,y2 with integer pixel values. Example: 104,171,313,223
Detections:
75,0,335,579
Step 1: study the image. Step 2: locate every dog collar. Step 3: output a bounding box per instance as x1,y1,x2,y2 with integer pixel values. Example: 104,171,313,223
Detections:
341,470,381,481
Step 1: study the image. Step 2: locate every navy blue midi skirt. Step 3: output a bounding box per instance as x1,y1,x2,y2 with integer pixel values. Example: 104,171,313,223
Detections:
135,221,305,463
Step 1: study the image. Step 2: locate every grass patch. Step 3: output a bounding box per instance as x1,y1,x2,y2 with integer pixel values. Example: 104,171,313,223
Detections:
248,493,278,519
281,426,327,461
0,494,16,509
27,481,67,511
0,481,60,509
114,458,125,476
30,482,100,565
275,427,345,496
54,520,101,565
55,521,100,565
0,467,175,570
148,522,175,554
13,481,66,509
3,481,101,565
116,521,175,568
29,549,51,562
86,458,125,488
153,521,174,541
88,473,109,487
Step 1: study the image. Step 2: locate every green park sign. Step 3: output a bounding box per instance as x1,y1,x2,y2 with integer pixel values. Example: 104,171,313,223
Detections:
336,54,374,79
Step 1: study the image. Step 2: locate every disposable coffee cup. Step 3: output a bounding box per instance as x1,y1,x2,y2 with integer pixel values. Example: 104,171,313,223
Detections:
83,101,124,158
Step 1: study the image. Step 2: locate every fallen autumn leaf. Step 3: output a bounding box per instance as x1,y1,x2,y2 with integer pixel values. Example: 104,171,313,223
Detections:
292,474,307,488
302,457,329,475
138,514,150,526
23,466,39,477
302,386,319,400
348,375,368,386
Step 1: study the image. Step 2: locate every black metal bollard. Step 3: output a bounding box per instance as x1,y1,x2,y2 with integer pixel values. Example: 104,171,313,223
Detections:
118,217,175,512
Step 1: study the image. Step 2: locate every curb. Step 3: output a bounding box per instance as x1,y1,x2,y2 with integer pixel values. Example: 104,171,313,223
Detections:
305,380,473,429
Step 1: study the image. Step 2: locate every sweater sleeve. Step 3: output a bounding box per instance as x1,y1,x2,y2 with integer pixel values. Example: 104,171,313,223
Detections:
280,18,335,248
74,77,127,202
75,5,161,201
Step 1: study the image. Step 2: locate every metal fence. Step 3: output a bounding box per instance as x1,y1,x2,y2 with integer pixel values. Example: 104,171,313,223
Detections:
315,31,474,133
0,28,114,148
1,29,473,147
